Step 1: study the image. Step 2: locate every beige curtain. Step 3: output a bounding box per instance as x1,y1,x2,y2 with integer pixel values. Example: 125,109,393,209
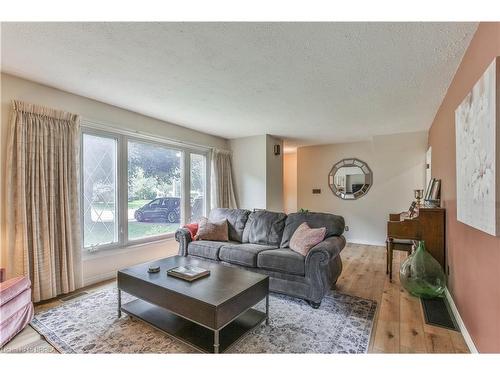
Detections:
211,149,238,209
6,100,82,302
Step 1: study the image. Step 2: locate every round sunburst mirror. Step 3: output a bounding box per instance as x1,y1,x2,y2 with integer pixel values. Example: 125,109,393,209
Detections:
328,158,373,200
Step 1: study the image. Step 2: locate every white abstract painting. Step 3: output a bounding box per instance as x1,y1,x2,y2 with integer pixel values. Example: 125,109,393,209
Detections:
456,58,497,236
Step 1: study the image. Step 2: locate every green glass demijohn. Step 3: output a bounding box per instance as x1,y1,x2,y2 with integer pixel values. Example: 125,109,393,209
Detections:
399,240,446,298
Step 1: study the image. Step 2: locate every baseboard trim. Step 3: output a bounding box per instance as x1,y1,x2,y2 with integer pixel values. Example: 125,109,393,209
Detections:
444,287,478,353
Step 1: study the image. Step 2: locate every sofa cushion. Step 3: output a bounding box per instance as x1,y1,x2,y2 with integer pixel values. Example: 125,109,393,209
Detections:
195,217,229,241
280,212,345,248
242,210,287,247
257,248,305,276
209,208,251,242
219,243,277,267
187,240,232,261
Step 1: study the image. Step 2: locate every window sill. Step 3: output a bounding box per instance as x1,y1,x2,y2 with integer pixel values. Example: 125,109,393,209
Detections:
82,236,176,261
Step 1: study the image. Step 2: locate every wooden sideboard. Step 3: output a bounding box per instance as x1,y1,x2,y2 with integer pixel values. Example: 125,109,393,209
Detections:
387,207,446,269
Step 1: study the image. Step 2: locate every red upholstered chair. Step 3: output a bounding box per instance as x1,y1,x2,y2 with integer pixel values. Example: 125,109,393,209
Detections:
0,268,34,347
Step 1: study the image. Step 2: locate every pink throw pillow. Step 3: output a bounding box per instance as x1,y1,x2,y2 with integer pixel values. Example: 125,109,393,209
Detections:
183,223,199,240
195,217,229,241
289,222,326,256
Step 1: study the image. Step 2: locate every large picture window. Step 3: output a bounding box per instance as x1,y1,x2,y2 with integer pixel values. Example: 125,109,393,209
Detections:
80,127,209,251
128,140,182,241
190,153,207,222
82,133,118,249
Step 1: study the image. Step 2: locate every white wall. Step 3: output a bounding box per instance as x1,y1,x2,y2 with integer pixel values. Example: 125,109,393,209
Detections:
265,135,284,212
230,134,283,211
230,135,267,210
0,73,228,284
296,131,427,245
83,240,178,286
283,152,297,213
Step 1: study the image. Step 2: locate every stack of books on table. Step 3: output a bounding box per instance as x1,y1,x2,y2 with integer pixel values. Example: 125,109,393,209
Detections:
167,265,210,281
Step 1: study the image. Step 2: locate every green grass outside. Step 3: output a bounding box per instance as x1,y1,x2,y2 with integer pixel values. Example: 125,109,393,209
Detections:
128,200,152,209
83,199,179,248
91,199,152,211
128,221,179,240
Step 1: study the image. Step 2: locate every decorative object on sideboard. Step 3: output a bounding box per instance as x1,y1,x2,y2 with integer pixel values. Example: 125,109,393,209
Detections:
399,240,446,299
273,144,281,156
414,189,424,207
425,199,441,209
424,178,441,208
430,179,441,200
328,158,372,200
408,201,417,218
455,57,499,236
424,177,434,200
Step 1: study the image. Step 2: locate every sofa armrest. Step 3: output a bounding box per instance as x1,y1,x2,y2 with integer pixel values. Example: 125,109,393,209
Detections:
175,227,192,256
305,236,346,267
304,236,346,304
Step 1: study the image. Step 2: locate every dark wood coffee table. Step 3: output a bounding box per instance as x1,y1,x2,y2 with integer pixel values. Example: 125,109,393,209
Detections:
117,256,269,353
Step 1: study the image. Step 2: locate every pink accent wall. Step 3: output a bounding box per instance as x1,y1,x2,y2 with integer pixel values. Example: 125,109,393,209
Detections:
428,22,500,352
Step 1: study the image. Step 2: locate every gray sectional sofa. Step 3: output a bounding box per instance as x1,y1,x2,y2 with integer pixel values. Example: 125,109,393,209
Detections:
175,209,346,308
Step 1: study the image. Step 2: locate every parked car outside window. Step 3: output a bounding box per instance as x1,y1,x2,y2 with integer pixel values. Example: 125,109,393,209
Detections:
134,197,180,223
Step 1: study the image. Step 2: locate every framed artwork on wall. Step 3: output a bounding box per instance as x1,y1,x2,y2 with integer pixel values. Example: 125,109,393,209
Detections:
455,57,499,236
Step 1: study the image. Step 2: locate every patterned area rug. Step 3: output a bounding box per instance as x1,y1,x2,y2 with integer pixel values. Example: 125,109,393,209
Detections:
31,286,376,353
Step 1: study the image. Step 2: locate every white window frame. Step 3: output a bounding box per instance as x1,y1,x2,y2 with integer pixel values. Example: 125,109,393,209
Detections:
188,151,209,222
80,120,211,252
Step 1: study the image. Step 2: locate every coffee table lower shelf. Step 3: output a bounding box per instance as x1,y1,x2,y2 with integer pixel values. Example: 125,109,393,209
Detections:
120,299,266,353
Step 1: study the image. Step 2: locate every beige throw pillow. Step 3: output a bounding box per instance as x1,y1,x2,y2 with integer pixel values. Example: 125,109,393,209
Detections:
195,217,229,241
289,222,326,256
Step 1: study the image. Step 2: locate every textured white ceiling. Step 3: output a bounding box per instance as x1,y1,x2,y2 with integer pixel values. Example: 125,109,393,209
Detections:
1,22,477,146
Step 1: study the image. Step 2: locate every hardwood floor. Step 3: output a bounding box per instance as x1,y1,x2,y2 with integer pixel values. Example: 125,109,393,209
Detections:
2,243,469,354
337,243,468,353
